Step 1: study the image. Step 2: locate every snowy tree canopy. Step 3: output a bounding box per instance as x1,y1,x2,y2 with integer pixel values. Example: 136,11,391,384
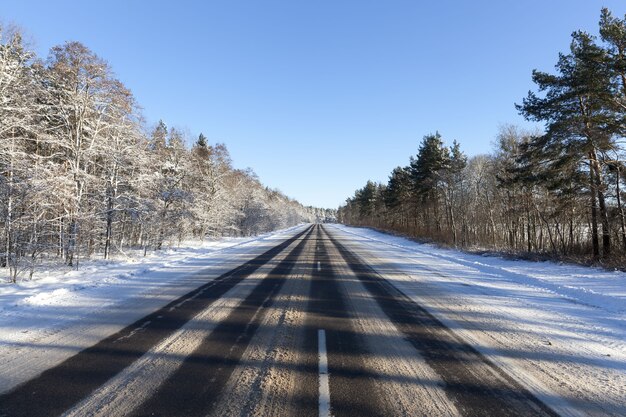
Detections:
0,28,334,283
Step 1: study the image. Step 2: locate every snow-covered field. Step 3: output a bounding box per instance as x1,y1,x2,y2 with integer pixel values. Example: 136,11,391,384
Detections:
329,224,626,416
0,224,308,393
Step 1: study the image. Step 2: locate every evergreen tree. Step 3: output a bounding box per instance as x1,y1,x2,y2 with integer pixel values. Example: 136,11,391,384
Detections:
196,133,208,148
357,181,377,219
444,140,467,245
599,8,626,136
409,133,450,235
410,133,449,197
384,166,412,231
517,31,615,258
150,120,168,151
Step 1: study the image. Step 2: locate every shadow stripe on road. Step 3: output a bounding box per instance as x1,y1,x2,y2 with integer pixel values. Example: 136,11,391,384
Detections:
295,225,387,417
0,226,312,417
323,225,559,417
129,226,315,417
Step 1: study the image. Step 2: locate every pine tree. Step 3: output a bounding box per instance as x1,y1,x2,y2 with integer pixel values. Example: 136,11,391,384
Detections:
196,133,208,148
599,8,626,135
409,133,450,235
384,166,412,231
517,31,615,259
444,140,467,245
150,120,168,151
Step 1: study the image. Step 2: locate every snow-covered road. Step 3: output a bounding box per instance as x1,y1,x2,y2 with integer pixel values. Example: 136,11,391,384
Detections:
0,224,624,416
329,224,626,416
0,225,309,394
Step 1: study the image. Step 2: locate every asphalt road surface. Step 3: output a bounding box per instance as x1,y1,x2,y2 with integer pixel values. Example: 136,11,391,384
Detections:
0,224,560,417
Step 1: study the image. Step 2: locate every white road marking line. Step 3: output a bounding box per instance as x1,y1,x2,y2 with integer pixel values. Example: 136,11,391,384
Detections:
318,329,331,417
317,261,321,272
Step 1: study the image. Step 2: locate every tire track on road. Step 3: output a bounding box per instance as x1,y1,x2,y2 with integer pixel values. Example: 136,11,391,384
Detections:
129,227,315,417
296,225,387,417
323,225,558,417
206,225,316,417
0,226,311,417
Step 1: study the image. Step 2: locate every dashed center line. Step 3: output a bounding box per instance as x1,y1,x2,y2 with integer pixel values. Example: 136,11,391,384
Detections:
318,329,331,417
317,261,321,272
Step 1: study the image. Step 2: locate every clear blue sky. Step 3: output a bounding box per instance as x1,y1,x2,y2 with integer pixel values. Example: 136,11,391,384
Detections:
3,1,626,208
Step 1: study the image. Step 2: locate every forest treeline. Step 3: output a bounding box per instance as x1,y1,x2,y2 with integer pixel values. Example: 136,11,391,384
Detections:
339,9,626,265
0,28,332,282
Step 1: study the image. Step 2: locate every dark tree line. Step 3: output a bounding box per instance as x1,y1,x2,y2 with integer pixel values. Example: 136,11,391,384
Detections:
339,9,626,264
0,28,332,282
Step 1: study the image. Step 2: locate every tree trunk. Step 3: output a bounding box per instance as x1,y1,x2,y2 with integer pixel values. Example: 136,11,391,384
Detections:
5,135,15,278
588,154,600,259
590,152,610,257
615,164,626,251
103,174,117,260
525,193,532,252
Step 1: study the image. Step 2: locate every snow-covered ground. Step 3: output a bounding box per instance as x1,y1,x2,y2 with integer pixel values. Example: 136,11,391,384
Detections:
329,224,626,416
2,222,625,415
0,224,308,393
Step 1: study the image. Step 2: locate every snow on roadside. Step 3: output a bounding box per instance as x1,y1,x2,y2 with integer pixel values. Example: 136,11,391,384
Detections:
1,225,302,312
328,224,626,416
331,224,626,313
0,224,308,393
